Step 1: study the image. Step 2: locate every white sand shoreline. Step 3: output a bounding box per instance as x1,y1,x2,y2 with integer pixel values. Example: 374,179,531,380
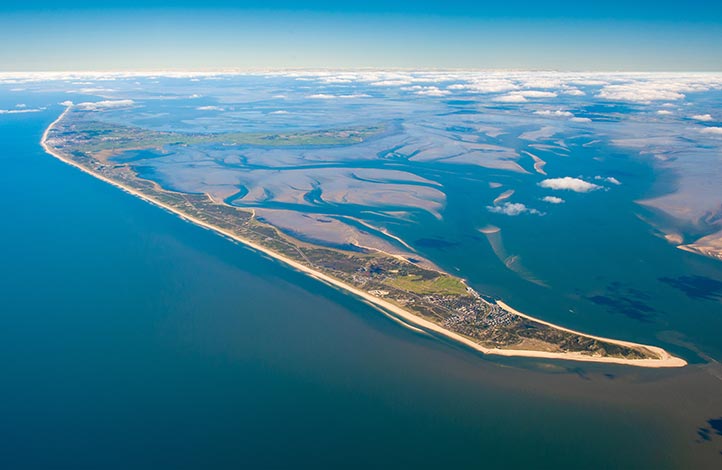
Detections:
41,106,686,368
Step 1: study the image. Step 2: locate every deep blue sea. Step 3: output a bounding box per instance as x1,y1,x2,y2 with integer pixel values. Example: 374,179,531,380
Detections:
1,100,722,468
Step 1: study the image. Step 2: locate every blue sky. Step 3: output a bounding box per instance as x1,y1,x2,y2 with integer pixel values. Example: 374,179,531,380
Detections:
1,1,721,71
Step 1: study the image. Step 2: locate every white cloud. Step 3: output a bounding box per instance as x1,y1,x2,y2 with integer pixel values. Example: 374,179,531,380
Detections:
518,76,565,89
570,117,592,123
15,103,26,108
75,99,135,110
657,110,673,115
535,109,573,117
539,177,601,192
307,93,370,99
76,87,116,94
413,86,450,97
448,78,518,93
569,79,609,86
196,105,224,111
595,176,622,185
595,77,722,103
494,93,527,103
562,87,585,96
494,90,557,103
60,100,73,106
319,77,354,84
700,127,722,135
370,79,413,86
519,90,558,98
597,83,685,102
691,114,714,122
487,202,542,216
541,196,565,204
0,107,44,114
270,110,289,114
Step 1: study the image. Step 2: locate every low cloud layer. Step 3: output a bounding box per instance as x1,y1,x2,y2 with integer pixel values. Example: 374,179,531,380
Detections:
494,93,527,103
596,77,722,103
410,86,450,97
700,127,722,135
75,99,135,110
595,176,622,185
0,106,44,114
539,177,601,192
307,93,370,99
691,114,714,122
494,89,557,103
541,196,565,204
598,84,685,102
487,202,542,216
535,109,573,117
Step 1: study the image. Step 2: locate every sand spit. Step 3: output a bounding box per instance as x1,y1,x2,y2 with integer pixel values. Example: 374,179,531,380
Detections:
493,189,515,206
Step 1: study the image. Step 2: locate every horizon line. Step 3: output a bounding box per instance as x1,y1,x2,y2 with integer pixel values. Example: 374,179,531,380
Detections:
3,69,722,75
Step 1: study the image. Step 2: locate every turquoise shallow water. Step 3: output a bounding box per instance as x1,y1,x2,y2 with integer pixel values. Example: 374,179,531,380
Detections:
1,102,722,468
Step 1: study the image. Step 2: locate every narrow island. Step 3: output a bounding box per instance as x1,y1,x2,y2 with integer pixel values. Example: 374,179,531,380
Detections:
42,105,687,368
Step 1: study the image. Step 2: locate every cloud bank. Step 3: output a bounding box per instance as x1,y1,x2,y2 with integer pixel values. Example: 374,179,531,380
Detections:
0,108,44,114
535,109,573,117
700,127,722,135
307,93,370,99
75,99,135,110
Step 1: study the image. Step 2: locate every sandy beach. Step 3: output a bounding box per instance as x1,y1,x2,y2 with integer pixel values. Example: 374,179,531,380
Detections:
42,106,686,368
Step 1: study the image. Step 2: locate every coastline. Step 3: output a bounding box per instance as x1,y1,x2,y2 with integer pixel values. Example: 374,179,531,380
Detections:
41,106,686,368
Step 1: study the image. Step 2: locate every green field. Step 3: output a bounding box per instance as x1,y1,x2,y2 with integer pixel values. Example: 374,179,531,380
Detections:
385,274,467,296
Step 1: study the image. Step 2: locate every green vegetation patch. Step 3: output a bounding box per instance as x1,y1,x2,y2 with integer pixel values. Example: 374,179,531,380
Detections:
62,115,386,154
385,274,467,296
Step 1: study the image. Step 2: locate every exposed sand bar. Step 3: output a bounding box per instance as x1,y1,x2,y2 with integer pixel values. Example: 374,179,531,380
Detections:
345,216,417,252
493,189,515,205
42,106,686,368
677,231,722,262
522,150,547,175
